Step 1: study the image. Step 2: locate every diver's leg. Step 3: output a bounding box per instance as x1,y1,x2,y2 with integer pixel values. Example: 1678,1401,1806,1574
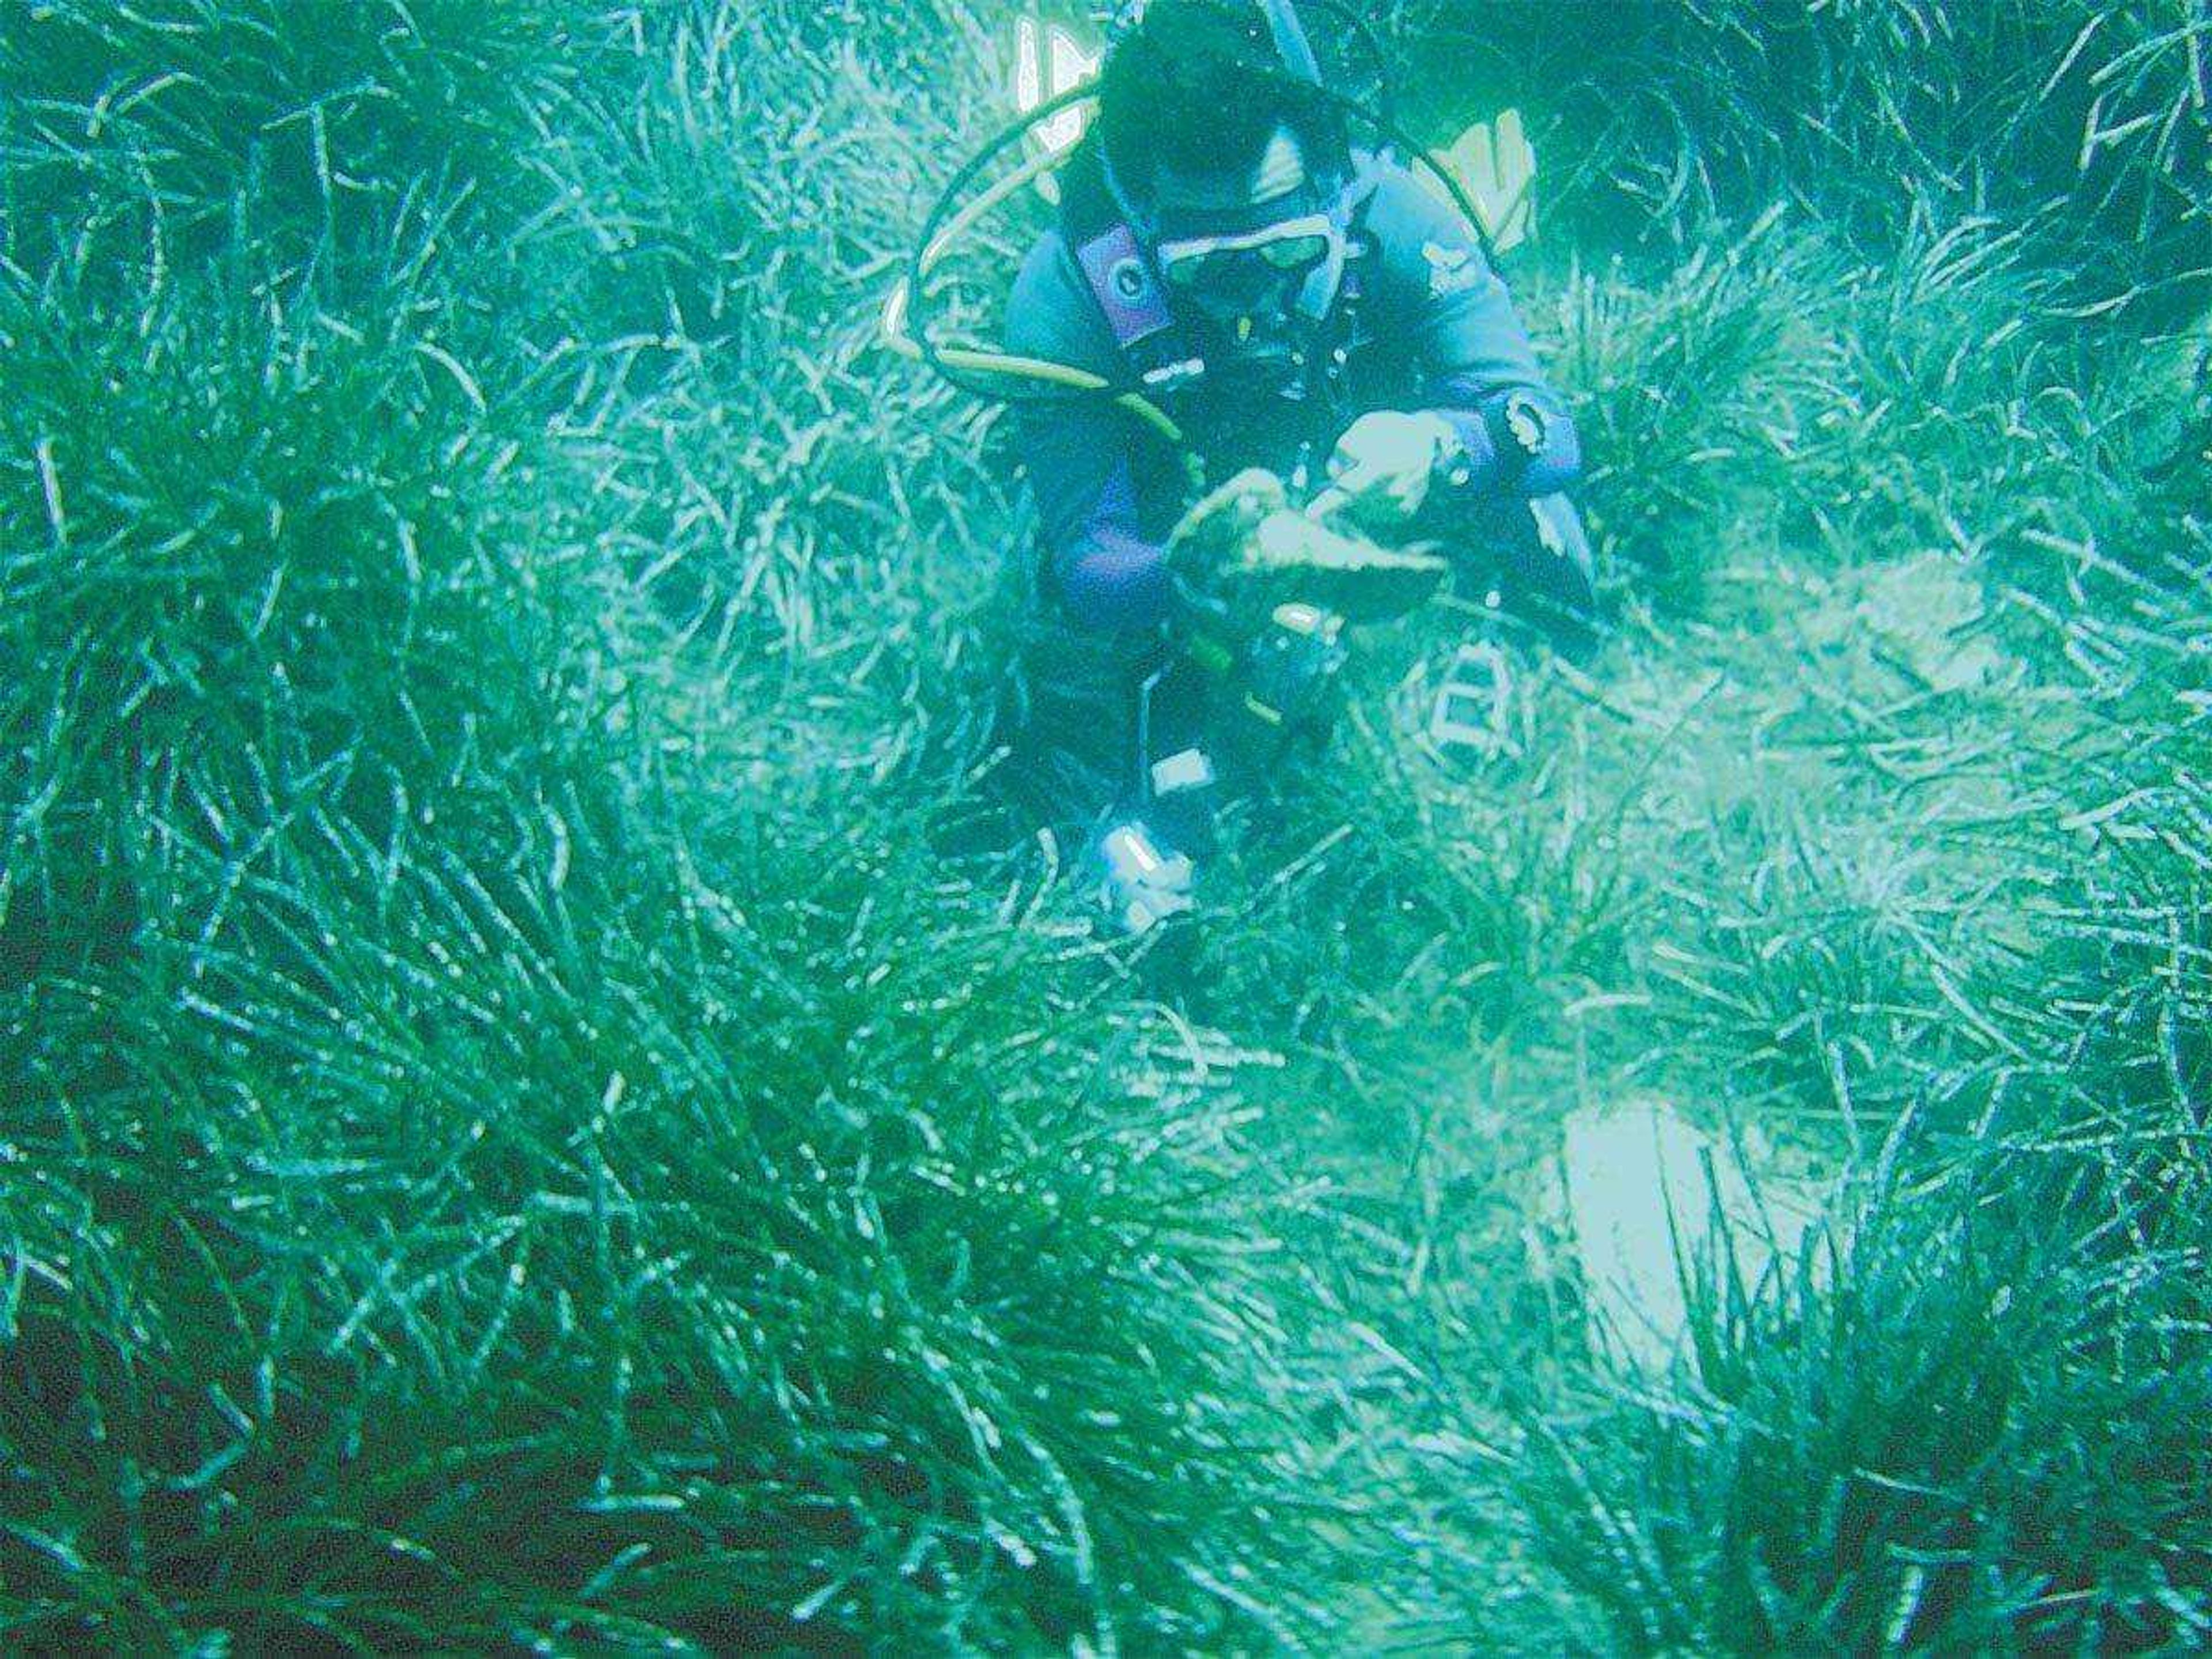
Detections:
1131,652,1222,861
1417,493,1599,756
1453,491,1599,653
1003,607,1163,838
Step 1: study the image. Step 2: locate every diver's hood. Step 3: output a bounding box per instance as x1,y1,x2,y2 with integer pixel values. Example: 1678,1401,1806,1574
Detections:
1085,0,1349,245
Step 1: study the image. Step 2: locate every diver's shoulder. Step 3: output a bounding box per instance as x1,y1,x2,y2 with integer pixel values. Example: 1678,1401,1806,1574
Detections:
1010,230,1085,315
1007,231,1086,335
1006,228,1116,363
1358,155,1479,248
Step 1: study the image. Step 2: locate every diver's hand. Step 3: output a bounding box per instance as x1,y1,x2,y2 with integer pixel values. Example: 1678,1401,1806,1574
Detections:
1312,410,1461,531
1167,467,1287,581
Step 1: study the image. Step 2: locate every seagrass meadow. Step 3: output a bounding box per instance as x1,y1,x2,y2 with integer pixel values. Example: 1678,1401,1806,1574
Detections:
1,0,2207,1651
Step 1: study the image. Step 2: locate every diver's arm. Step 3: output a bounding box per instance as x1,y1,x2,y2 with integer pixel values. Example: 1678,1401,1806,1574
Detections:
1340,166,1596,626
1429,377,1582,501
1370,168,1583,500
1005,236,1176,632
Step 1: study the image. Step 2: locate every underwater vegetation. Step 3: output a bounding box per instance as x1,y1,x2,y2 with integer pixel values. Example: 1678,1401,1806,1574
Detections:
0,0,2206,1650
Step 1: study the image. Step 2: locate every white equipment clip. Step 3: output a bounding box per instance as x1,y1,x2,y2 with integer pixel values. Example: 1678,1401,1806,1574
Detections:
1429,641,1518,757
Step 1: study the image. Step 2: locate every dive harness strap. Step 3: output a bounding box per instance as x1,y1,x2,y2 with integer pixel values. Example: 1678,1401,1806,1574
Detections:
1073,221,1195,390
1062,141,1199,393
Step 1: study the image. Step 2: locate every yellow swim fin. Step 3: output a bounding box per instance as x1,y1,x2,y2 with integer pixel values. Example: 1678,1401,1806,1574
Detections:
1436,108,1537,255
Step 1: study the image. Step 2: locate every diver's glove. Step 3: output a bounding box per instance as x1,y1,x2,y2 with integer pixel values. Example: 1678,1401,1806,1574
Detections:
1166,467,1447,630
1311,410,1463,532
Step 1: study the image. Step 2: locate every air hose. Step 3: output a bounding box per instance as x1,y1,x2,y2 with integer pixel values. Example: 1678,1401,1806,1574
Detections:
883,81,1193,440
879,136,1189,449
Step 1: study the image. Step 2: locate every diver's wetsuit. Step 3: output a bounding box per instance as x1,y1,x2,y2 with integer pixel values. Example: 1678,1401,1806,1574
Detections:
998,154,1590,830
1006,156,1590,632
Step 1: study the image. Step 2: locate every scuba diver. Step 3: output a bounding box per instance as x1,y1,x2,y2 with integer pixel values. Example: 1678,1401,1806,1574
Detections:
993,0,1594,933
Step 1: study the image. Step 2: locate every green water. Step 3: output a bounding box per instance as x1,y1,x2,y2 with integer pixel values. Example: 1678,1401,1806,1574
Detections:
1,2,2206,1652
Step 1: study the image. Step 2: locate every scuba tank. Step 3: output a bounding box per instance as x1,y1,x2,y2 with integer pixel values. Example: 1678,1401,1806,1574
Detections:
1101,0,1327,79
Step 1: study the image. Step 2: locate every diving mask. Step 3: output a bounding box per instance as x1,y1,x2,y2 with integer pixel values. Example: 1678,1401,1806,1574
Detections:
1159,211,1327,327
1156,213,1335,302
